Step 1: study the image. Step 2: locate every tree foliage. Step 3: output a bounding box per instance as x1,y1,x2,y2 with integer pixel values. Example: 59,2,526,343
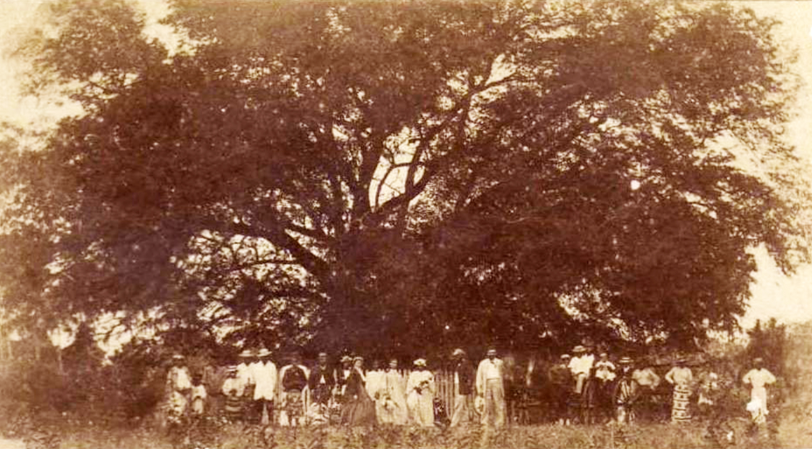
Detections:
0,0,808,356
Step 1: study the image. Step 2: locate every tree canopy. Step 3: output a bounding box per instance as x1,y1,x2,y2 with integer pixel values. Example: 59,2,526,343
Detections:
1,0,808,358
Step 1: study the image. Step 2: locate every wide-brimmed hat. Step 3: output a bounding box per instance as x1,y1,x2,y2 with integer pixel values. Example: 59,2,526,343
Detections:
340,355,352,363
414,358,427,367
239,349,255,358
560,354,571,360
619,356,632,365
452,348,466,357
257,348,272,357
573,345,586,353
172,354,185,360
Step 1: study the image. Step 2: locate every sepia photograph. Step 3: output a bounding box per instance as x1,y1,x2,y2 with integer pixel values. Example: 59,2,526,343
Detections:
0,0,810,448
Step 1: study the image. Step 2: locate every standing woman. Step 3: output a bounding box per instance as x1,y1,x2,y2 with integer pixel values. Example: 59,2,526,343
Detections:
342,356,377,426
164,354,192,431
407,358,435,427
665,355,693,423
378,358,408,425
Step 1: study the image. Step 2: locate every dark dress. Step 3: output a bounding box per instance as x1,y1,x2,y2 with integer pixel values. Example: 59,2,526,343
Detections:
308,365,336,405
341,369,376,426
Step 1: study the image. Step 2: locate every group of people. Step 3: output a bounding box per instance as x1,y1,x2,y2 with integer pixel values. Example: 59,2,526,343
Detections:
163,344,778,434
545,345,778,429
163,349,438,429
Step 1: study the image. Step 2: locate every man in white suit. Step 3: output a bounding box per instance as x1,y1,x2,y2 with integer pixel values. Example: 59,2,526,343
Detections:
250,347,278,425
476,348,506,428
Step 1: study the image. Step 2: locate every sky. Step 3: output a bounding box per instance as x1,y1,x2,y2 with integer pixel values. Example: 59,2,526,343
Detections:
0,0,810,339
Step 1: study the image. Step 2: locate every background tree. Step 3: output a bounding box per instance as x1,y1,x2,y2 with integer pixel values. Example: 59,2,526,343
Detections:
0,0,808,357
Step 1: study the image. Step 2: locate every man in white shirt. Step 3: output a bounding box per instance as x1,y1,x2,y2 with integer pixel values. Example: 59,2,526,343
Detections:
568,345,594,395
250,347,278,425
476,348,506,428
236,349,256,398
742,357,777,423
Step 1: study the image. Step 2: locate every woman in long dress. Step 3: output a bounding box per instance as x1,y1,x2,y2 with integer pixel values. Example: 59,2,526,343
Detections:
377,358,408,425
164,354,192,430
406,358,435,427
342,356,377,426
665,356,693,423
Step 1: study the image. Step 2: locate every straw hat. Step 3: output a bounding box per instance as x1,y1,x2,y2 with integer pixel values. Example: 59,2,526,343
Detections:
414,358,427,367
257,348,272,358
340,355,352,363
452,348,466,357
619,356,632,365
172,354,185,360
560,354,571,360
573,345,586,353
239,349,255,358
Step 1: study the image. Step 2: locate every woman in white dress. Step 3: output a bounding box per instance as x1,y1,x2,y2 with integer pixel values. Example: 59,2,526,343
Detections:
377,358,408,425
406,358,435,427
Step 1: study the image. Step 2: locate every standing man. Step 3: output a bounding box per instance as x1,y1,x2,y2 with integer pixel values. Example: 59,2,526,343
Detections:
235,349,256,422
549,354,574,425
308,352,337,407
450,348,475,428
613,356,639,424
476,348,506,428
236,349,256,404
279,352,310,426
568,345,594,396
630,357,662,422
742,357,777,425
250,347,278,425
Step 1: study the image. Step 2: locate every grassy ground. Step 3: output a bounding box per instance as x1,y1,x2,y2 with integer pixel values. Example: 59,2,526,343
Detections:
35,419,802,449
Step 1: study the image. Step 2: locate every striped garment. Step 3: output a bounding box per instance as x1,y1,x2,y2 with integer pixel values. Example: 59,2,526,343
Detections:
671,384,692,423
615,376,638,424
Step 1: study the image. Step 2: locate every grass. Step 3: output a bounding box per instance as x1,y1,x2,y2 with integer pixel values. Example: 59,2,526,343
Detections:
28,418,808,449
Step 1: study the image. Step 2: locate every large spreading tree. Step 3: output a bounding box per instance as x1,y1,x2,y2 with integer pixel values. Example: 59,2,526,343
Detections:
1,0,808,357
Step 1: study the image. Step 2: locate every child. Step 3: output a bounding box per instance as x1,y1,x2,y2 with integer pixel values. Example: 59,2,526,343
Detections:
191,373,208,417
595,353,617,382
